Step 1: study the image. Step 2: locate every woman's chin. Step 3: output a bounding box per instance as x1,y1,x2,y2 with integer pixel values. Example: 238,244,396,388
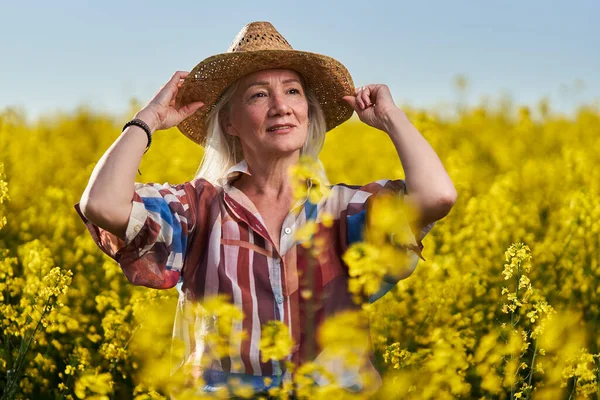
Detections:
261,144,303,157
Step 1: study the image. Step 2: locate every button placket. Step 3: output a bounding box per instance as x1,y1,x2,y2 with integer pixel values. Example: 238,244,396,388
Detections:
272,257,285,316
280,211,298,255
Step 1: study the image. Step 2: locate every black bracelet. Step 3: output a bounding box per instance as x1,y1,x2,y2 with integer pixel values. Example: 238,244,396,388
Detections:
123,118,153,176
123,118,153,153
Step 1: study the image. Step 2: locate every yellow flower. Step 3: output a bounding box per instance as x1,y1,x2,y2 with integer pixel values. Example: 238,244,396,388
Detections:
288,156,331,206
74,372,113,399
320,212,334,228
294,221,317,248
259,320,295,362
342,242,384,300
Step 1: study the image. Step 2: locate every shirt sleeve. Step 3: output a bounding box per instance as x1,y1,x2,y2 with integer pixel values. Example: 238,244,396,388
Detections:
335,179,436,302
74,178,212,289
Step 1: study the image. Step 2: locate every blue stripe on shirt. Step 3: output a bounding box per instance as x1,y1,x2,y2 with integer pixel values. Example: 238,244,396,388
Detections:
141,196,185,268
305,200,318,222
202,369,283,394
347,210,366,244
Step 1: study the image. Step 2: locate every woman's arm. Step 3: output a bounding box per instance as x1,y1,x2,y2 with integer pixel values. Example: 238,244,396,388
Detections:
343,85,457,233
79,110,154,240
383,109,457,227
79,71,204,240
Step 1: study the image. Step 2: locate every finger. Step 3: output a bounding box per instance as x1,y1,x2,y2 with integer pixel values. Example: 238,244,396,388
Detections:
168,89,178,107
173,70,190,80
153,72,189,104
355,88,366,110
356,97,364,110
342,96,359,113
372,84,392,104
167,71,190,88
170,78,187,106
361,87,372,107
178,101,205,119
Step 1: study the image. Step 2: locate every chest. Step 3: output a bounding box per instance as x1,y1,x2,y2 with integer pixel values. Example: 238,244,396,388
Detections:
245,195,293,251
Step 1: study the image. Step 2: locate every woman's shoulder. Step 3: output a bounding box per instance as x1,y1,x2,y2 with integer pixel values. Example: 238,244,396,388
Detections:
185,178,223,201
189,177,217,189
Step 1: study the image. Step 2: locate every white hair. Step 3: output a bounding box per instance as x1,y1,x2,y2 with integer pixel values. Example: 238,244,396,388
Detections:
193,71,328,186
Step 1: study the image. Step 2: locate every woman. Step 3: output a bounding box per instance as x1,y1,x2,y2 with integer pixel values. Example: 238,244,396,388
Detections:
75,21,456,396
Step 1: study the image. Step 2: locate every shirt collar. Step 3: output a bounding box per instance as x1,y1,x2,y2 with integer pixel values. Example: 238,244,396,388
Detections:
218,160,252,187
219,159,315,189
220,159,318,211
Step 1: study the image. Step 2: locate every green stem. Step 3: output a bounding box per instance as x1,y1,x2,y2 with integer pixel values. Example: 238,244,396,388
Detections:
511,261,521,329
106,319,142,400
568,377,577,400
2,275,18,396
57,362,77,400
509,262,521,400
2,304,48,400
525,339,538,400
123,323,141,351
3,327,12,392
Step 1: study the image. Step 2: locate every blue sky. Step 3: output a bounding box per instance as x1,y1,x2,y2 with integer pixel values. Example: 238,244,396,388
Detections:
1,0,598,120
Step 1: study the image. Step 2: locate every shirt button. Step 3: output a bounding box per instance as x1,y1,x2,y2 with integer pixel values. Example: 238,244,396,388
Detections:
284,227,292,235
275,294,284,304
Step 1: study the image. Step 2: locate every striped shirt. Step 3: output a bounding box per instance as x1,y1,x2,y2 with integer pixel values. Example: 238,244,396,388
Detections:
74,160,435,393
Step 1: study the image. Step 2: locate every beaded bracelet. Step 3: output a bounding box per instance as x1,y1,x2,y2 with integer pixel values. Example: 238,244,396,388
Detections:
123,118,153,175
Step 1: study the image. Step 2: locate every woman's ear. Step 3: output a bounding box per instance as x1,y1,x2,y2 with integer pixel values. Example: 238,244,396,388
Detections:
224,122,234,136
220,113,237,137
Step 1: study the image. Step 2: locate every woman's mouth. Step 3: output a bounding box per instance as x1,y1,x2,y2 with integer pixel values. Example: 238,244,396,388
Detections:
267,124,296,133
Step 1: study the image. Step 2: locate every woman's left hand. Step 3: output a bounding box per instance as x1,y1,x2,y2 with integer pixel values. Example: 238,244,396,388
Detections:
343,84,406,132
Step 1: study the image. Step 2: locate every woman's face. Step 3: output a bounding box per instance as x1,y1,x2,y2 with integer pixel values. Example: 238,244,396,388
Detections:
225,68,309,158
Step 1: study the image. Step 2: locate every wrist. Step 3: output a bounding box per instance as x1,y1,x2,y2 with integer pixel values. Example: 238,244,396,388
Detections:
134,109,160,133
382,108,410,136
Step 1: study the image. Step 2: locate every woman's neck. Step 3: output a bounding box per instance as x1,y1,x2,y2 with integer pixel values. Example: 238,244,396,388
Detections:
234,153,299,199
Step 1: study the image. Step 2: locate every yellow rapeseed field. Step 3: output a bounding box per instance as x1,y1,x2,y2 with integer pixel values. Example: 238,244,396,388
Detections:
1,97,599,399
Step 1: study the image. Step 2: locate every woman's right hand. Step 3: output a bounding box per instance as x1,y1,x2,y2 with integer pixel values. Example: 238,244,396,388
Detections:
135,71,205,132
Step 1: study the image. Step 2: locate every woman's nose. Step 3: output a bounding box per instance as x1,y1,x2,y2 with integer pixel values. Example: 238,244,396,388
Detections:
268,93,292,116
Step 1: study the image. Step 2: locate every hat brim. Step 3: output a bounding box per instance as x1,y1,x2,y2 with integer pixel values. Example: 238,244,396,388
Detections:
174,50,355,145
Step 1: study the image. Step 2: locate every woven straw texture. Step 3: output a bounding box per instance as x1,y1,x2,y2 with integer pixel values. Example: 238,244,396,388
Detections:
175,21,355,146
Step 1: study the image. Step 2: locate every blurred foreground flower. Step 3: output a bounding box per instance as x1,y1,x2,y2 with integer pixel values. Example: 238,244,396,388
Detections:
260,320,295,363
289,156,331,206
343,193,419,303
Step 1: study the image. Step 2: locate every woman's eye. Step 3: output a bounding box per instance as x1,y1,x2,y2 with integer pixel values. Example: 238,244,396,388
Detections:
288,88,301,95
251,92,267,99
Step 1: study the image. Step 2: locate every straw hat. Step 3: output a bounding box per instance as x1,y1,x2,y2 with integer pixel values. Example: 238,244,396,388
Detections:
174,21,355,145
